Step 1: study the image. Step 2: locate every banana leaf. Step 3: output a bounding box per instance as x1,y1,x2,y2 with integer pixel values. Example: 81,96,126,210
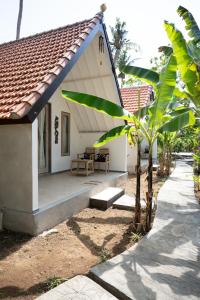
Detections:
177,6,200,43
94,125,134,147
62,90,133,122
150,54,177,127
164,21,198,99
121,65,159,91
158,109,195,132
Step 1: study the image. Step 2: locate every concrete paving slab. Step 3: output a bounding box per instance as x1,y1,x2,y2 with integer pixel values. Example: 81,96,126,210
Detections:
90,161,200,299
113,194,146,210
90,187,124,210
36,275,117,299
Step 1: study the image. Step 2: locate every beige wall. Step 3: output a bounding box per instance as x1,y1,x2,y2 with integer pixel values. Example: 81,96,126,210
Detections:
0,123,38,213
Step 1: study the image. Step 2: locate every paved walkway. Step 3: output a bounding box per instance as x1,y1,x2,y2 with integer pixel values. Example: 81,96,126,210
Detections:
91,161,200,299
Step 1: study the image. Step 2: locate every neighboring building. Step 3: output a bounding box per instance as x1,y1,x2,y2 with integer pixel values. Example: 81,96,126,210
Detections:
121,86,157,174
0,11,127,234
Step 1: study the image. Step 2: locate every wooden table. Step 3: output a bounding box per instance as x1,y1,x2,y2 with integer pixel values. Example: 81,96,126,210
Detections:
71,159,94,176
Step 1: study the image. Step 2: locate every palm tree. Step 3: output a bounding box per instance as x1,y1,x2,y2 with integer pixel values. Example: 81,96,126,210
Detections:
117,49,134,87
16,0,23,40
110,18,139,66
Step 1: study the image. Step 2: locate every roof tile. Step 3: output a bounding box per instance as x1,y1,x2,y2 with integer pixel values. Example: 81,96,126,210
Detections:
120,86,153,114
0,12,103,119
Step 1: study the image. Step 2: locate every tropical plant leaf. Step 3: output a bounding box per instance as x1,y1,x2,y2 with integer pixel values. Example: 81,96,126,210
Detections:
121,65,159,90
173,88,191,100
177,6,200,43
193,153,200,163
62,90,133,121
164,21,199,99
150,54,177,126
93,125,134,147
158,46,173,57
187,41,200,65
159,109,195,132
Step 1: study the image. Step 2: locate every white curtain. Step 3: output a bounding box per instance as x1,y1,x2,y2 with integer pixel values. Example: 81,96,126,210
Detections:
38,108,46,170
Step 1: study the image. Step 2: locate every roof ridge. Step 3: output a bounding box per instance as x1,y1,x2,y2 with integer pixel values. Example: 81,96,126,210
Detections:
0,12,103,49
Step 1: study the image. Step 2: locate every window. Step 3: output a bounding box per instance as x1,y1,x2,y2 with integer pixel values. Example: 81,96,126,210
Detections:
61,112,70,156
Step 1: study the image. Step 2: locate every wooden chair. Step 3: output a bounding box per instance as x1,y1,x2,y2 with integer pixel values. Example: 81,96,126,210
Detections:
94,148,110,173
77,147,96,161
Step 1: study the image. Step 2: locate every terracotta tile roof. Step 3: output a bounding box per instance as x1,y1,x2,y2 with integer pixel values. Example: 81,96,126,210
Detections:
120,85,153,114
0,13,103,119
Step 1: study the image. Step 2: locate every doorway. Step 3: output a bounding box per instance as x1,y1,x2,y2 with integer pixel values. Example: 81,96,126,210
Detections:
38,104,50,174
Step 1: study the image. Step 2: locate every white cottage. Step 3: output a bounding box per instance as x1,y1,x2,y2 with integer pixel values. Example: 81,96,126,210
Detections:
0,11,127,234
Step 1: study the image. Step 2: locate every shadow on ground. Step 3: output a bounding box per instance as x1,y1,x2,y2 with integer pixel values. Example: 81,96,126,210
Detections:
90,162,200,299
67,215,137,257
0,230,31,261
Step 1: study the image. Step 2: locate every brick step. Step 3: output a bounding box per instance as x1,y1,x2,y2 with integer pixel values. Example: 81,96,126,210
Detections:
90,187,124,210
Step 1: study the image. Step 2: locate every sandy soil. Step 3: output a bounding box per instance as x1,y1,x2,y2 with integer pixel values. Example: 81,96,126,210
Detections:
0,173,165,300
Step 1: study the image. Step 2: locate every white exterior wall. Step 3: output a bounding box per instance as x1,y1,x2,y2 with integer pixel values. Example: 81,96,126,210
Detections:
79,133,127,172
49,89,81,172
127,143,137,174
47,32,127,174
48,86,127,173
0,123,38,213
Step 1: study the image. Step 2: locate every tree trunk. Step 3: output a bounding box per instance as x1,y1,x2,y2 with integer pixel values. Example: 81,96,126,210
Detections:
146,146,153,231
135,140,141,225
113,49,120,66
16,0,23,40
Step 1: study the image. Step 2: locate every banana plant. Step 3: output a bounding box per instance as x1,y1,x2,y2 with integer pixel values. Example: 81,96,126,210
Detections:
62,90,145,226
121,52,195,230
62,81,194,231
164,6,200,112
164,6,200,192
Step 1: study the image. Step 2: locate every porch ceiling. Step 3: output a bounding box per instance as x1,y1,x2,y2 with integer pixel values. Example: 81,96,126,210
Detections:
62,33,123,132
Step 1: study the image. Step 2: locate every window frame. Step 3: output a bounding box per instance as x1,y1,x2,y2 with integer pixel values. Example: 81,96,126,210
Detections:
61,111,70,156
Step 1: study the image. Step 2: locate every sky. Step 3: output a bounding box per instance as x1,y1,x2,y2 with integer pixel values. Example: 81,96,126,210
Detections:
0,0,199,67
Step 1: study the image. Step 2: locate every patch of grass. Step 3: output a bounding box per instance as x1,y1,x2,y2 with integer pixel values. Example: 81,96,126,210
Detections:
130,232,142,243
45,276,67,291
99,248,111,262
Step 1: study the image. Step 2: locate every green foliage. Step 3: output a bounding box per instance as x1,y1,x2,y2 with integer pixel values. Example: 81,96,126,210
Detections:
62,91,132,122
122,65,159,90
177,6,200,43
109,18,140,86
164,7,200,109
45,276,66,291
164,21,199,101
173,127,198,152
130,232,142,242
99,248,111,262
94,125,134,147
150,49,169,73
193,153,200,164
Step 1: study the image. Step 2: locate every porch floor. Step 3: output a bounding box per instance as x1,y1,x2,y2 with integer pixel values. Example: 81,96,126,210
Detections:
39,171,126,210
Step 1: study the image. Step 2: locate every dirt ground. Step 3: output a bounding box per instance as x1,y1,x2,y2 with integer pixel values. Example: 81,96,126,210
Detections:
0,172,165,300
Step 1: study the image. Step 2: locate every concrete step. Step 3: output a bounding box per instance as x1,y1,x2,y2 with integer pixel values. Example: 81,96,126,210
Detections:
36,275,117,299
90,187,124,210
113,194,146,211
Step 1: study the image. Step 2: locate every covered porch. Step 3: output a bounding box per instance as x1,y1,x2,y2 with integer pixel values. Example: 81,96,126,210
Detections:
36,171,127,234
